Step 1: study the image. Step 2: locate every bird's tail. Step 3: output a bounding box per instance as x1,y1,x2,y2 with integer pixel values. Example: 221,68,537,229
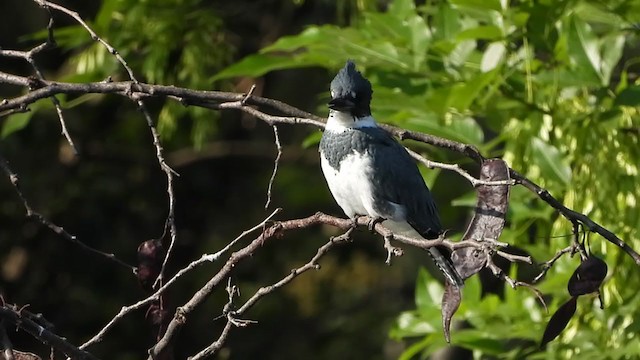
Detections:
427,247,464,288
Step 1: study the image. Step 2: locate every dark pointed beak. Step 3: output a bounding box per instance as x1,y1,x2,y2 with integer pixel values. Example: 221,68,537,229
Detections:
328,97,355,111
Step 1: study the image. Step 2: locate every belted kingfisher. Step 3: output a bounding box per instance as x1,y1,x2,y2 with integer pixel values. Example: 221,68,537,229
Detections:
319,60,464,288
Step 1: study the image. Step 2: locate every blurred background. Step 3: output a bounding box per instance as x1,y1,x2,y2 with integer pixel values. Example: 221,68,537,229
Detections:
1,0,639,359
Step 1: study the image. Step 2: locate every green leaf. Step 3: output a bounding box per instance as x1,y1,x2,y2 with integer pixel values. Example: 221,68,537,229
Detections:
262,26,330,53
600,34,625,86
212,54,312,80
615,85,640,107
392,311,438,338
454,331,507,355
1,111,33,138
480,42,506,72
456,25,503,41
433,3,461,40
567,16,602,84
451,191,476,207
447,40,476,68
388,0,416,18
407,115,484,146
530,137,572,185
415,267,443,310
397,336,434,360
407,14,431,69
449,70,498,111
574,2,626,26
1,100,47,138
301,131,323,148
535,69,601,87
450,0,503,12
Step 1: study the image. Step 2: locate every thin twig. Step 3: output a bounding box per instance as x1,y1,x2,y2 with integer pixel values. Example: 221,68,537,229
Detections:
496,250,532,264
264,125,281,209
136,99,179,290
485,257,547,312
533,245,576,283
407,148,514,187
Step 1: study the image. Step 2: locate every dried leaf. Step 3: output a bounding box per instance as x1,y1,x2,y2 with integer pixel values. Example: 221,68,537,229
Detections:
443,158,511,341
568,255,608,296
541,296,577,347
441,281,462,343
451,158,511,279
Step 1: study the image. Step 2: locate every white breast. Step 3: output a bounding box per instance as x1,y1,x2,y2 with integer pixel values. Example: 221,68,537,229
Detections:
320,151,381,219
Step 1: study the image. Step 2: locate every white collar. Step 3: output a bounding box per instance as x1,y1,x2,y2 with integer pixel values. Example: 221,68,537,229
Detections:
325,111,377,133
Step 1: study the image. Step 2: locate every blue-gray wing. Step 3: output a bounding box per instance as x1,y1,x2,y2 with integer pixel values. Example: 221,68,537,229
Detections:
358,127,465,287
358,127,442,238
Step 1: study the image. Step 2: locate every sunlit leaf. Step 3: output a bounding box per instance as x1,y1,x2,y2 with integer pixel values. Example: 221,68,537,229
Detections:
449,70,498,111
481,42,506,72
567,16,602,84
530,137,572,185
387,0,415,18
456,25,503,41
213,54,314,80
432,2,461,40
407,14,431,69
450,0,503,12
600,34,625,86
407,115,484,146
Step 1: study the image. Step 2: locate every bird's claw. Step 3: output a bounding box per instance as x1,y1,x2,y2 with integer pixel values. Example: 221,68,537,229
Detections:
367,216,385,232
383,234,403,265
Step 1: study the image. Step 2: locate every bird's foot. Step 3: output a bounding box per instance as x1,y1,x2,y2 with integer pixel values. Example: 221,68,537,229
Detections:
383,234,403,265
350,216,361,230
367,216,385,232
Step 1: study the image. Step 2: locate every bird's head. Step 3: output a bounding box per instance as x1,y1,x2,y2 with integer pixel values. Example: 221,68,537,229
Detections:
328,60,372,118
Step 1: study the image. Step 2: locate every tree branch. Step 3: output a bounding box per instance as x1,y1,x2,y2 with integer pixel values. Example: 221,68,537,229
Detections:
0,304,99,360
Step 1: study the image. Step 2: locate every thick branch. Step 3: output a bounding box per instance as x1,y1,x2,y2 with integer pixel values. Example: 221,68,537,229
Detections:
0,72,321,122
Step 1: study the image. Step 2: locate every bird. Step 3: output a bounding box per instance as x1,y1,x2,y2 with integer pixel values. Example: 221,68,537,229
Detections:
319,60,464,288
